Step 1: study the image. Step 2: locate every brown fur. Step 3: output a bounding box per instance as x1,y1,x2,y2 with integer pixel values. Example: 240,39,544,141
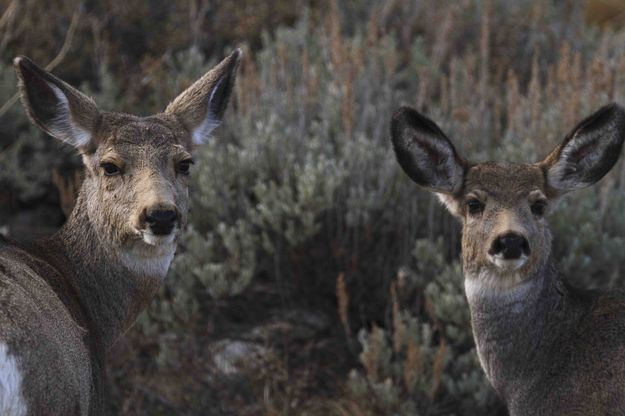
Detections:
460,163,552,284
0,49,241,415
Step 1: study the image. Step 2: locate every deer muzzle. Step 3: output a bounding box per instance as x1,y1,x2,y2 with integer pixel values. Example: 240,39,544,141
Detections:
142,204,180,236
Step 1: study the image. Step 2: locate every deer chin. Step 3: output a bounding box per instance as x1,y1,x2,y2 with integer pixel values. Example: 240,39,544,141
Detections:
465,267,528,295
464,255,531,293
121,230,177,278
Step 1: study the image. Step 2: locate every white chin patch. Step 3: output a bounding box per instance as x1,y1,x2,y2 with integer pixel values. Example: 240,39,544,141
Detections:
121,229,178,278
489,254,528,271
141,231,176,246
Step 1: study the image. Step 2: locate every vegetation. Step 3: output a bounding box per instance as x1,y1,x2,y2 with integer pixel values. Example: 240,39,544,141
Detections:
2,0,625,414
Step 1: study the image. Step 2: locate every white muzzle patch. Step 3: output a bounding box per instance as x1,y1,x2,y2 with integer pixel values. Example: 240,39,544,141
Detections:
141,230,177,246
488,253,528,272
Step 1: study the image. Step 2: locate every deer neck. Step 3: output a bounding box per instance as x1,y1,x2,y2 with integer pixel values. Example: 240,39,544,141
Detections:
46,191,174,351
463,259,563,399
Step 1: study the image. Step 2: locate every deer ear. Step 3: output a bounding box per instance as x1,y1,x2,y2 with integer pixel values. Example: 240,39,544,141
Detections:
14,56,100,149
542,103,625,195
165,49,242,145
391,106,467,195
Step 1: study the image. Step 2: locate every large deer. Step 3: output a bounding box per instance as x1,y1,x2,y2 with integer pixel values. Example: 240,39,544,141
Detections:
391,103,625,415
0,49,241,415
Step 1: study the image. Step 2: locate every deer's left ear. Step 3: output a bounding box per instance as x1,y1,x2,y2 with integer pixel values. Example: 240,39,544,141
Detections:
165,49,242,145
14,56,100,148
541,103,625,195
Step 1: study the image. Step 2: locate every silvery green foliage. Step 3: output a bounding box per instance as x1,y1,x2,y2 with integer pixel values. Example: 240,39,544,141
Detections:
173,222,256,300
348,239,503,415
130,3,625,410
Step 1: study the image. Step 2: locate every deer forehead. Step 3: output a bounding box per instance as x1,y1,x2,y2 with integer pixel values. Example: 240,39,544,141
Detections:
465,162,546,202
97,113,188,146
93,115,191,162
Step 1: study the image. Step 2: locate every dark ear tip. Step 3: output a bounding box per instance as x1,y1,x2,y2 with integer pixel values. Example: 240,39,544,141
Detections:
13,56,43,80
391,106,418,135
13,56,29,74
225,48,243,72
390,105,448,143
392,106,418,124
595,102,625,121
606,102,625,121
231,48,243,62
604,102,624,111
590,102,625,134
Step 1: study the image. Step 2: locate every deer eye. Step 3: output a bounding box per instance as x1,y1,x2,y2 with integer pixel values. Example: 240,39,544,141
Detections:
531,200,547,216
101,162,121,176
177,159,194,175
465,198,484,215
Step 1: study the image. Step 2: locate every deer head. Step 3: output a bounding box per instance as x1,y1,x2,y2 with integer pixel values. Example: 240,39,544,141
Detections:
391,104,625,289
14,50,241,276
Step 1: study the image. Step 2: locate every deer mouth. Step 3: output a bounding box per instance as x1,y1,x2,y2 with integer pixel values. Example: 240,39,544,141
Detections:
133,228,178,246
488,253,528,271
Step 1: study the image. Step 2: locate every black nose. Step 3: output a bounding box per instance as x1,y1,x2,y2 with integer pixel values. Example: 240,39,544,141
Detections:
489,233,530,260
144,208,178,235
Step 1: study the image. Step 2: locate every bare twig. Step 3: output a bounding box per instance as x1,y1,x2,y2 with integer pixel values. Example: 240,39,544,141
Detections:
0,6,82,119
0,0,19,57
189,0,211,48
45,8,81,72
0,0,18,33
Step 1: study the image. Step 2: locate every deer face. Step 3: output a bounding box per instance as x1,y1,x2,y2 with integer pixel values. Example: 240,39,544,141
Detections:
458,163,551,284
79,115,193,248
391,104,625,288
14,51,241,270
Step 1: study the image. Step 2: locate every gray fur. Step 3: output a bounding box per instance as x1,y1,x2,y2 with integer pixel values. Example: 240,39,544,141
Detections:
392,103,625,415
1,50,241,415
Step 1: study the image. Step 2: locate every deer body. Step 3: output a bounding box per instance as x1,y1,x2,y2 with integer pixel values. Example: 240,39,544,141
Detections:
0,50,241,415
391,104,625,415
468,261,625,415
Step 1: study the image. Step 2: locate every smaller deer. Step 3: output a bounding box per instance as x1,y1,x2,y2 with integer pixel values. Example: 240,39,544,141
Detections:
391,103,625,415
0,50,241,415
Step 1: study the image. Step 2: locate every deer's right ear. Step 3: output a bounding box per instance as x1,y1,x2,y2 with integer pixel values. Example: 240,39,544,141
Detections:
14,56,100,149
165,49,242,145
391,106,466,197
541,103,625,195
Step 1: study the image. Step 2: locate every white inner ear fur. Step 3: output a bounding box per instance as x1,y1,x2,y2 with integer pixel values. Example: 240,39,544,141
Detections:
414,133,464,194
47,83,91,148
436,193,462,217
191,76,225,145
547,131,610,192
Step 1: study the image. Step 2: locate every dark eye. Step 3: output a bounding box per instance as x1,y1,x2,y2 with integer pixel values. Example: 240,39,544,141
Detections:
101,162,120,176
465,198,484,215
531,200,547,216
177,159,194,175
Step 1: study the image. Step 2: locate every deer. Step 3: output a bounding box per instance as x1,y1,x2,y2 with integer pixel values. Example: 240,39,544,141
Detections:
391,103,625,415
0,49,241,415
